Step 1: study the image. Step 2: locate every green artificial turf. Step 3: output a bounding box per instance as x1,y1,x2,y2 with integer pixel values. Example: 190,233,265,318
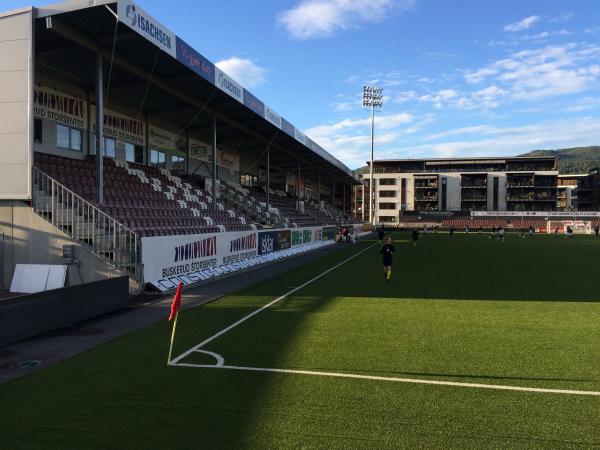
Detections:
0,232,599,449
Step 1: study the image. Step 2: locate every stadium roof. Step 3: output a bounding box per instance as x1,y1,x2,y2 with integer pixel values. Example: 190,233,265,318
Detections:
23,0,361,185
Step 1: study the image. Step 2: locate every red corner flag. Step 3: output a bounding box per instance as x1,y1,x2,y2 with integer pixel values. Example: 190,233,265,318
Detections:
168,282,183,321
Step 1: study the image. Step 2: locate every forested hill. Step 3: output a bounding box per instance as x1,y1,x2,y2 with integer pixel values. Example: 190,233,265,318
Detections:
519,146,600,174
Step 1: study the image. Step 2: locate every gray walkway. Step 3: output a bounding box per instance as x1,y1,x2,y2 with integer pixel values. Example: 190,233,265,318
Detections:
0,243,350,385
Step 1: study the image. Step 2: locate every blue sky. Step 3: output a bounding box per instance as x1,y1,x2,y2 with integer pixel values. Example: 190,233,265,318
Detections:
4,0,600,168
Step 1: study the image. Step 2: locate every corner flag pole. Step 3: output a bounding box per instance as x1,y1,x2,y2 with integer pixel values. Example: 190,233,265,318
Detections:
167,311,179,365
167,281,183,365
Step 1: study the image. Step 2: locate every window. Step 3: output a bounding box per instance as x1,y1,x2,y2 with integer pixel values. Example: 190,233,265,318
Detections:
379,216,396,223
125,143,135,162
34,118,42,144
70,128,81,151
172,155,185,170
150,149,166,168
124,144,144,163
240,174,257,187
92,136,118,157
379,178,396,186
379,191,396,198
56,125,70,149
379,203,396,210
56,124,81,152
104,138,116,158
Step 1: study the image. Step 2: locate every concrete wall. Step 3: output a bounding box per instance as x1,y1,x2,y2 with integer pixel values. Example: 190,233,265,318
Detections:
0,8,33,200
440,173,461,211
0,276,129,348
0,201,112,290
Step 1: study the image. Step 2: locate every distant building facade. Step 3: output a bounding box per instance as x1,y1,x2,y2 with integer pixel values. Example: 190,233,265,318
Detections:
576,168,600,211
353,156,580,223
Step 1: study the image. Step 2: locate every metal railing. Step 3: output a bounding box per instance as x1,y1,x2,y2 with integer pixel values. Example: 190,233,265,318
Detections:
32,167,142,295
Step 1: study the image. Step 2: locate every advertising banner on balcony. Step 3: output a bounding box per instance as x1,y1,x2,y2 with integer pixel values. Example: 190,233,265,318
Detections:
33,85,87,129
91,108,145,146
149,125,186,157
188,140,238,171
219,149,240,172
188,138,211,161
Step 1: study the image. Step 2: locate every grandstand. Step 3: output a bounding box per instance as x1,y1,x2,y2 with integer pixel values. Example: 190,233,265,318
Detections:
0,1,363,296
395,211,600,232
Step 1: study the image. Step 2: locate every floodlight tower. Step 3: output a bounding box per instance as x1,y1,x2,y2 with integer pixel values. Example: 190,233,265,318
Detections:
363,86,383,225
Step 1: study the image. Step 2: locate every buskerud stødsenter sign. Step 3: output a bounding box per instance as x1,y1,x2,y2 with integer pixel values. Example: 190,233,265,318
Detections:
118,1,177,58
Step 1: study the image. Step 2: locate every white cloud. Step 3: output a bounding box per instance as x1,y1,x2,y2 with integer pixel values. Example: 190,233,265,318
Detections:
418,89,459,109
332,101,355,112
565,97,600,112
407,117,600,158
394,90,417,103
277,0,417,40
464,43,600,100
304,113,413,167
215,57,267,88
521,29,571,41
585,27,600,35
504,15,540,32
307,113,412,135
547,12,574,23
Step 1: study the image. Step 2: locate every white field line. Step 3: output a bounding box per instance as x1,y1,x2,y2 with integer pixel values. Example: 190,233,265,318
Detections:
171,363,600,397
170,241,379,365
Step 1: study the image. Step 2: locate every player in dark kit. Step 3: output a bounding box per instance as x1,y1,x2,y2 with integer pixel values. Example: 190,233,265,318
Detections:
380,237,395,282
378,226,385,245
411,229,419,247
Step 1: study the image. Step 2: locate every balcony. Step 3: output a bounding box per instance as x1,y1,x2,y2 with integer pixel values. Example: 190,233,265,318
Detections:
506,197,557,202
461,197,487,202
461,184,487,189
506,183,534,188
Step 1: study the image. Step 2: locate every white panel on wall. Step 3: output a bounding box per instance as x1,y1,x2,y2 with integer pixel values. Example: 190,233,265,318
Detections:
0,9,32,200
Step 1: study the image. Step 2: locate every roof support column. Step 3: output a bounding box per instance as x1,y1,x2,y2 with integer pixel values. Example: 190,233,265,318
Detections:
343,184,346,219
144,113,149,165
317,172,321,204
297,160,301,212
362,182,365,222
211,115,217,209
95,52,104,205
266,145,270,214
332,177,335,210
